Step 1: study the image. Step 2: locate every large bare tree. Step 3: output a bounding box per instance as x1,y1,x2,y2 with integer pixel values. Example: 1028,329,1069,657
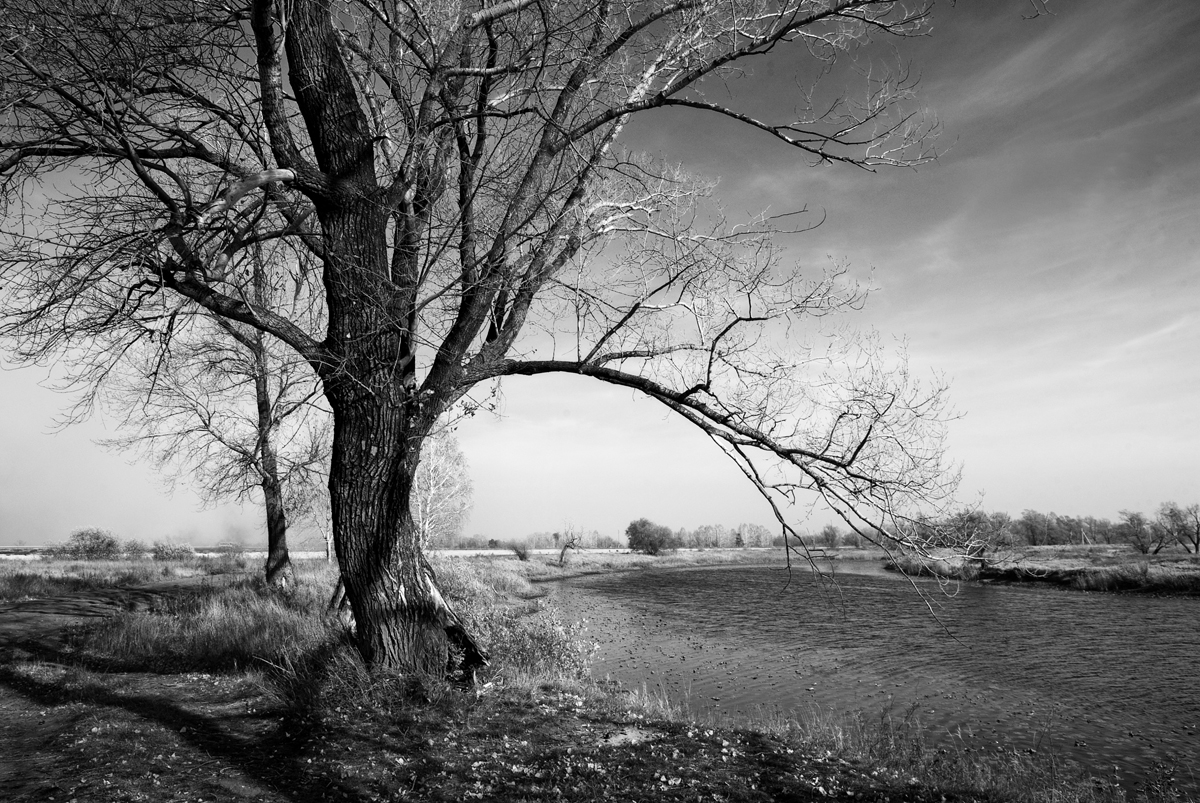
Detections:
1,0,957,672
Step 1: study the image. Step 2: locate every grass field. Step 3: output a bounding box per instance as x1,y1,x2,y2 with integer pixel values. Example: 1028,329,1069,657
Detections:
0,551,1189,801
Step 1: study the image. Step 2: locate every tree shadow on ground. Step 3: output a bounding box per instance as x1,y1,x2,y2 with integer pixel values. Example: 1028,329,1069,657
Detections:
0,648,374,803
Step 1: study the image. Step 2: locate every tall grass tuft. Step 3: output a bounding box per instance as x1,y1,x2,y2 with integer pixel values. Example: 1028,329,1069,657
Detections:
73,579,334,672
431,556,593,679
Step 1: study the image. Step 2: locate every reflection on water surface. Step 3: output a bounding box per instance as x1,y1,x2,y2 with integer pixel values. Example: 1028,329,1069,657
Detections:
549,564,1199,792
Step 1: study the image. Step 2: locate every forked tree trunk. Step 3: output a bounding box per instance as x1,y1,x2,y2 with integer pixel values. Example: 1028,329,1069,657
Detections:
278,52,487,667
325,375,486,675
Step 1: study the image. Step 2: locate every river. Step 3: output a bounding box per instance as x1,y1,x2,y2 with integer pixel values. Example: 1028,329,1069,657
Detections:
547,562,1199,792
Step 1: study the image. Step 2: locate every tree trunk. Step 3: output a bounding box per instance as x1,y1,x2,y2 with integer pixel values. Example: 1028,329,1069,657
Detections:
326,391,434,671
252,329,294,588
325,396,488,674
261,458,293,587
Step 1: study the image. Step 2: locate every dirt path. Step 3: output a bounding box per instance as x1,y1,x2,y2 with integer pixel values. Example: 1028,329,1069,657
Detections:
0,578,298,802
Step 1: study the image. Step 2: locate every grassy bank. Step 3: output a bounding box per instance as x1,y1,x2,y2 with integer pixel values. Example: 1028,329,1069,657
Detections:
0,554,1190,802
885,545,1200,594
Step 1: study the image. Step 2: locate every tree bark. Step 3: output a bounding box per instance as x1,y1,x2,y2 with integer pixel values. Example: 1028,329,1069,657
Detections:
314,193,484,673
324,396,488,676
325,392,443,673
258,427,294,587
249,273,293,587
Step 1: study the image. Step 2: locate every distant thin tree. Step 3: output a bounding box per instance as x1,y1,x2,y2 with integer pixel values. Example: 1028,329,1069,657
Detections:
1117,510,1172,555
557,526,583,567
1157,502,1200,554
411,431,474,549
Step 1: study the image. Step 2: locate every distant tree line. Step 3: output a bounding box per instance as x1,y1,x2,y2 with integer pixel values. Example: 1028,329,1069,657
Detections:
439,529,624,551
622,502,1200,557
932,503,1200,554
623,519,781,554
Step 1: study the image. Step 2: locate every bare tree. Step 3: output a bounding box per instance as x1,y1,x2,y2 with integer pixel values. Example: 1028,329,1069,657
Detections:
411,430,474,549
739,523,773,548
1,0,957,672
694,524,730,548
101,246,330,586
556,526,583,566
1118,510,1172,555
1157,502,1200,554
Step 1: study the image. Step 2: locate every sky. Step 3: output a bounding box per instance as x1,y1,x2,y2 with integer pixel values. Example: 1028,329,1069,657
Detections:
2,0,1198,546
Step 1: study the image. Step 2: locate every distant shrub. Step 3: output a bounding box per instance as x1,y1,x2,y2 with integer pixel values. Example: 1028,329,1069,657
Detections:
509,542,530,562
152,540,195,561
49,528,121,560
626,518,680,555
592,534,621,550
819,524,841,549
121,539,149,560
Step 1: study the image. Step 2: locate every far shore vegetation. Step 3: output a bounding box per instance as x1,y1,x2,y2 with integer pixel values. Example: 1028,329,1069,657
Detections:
8,498,1200,600
1,548,1196,801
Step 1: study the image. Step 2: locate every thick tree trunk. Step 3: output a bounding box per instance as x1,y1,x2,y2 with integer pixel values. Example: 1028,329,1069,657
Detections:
315,198,486,673
326,397,463,673
319,348,487,672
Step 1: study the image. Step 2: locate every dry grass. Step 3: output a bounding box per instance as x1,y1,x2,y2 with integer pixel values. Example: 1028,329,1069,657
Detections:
0,560,162,601
0,553,269,603
69,578,334,673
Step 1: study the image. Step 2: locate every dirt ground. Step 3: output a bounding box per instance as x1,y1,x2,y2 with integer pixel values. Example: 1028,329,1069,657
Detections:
0,578,292,801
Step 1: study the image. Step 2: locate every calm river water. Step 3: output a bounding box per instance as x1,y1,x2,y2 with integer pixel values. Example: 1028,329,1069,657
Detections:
548,563,1199,792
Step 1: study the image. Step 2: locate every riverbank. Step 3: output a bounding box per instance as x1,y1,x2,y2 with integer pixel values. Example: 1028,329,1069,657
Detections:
0,555,1189,802
448,544,889,584
884,544,1200,594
